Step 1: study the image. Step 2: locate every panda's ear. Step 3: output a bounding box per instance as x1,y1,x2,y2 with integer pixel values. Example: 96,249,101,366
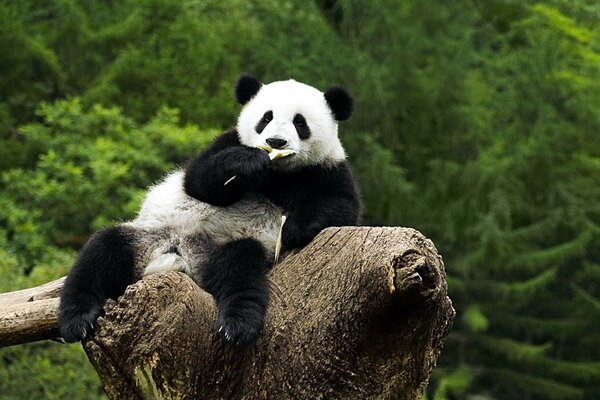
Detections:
236,75,262,105
324,86,353,121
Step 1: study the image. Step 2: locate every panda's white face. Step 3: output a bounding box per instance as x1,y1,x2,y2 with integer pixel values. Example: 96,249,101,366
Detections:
237,80,346,170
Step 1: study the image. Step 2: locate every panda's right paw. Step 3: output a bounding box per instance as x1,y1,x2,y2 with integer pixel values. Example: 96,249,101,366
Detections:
218,146,270,183
58,307,102,343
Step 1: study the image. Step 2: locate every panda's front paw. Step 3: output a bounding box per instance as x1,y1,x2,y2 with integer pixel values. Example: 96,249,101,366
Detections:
219,146,270,183
58,306,102,343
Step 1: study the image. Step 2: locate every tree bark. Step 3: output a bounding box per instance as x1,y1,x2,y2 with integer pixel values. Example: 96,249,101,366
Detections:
0,227,454,399
0,277,64,347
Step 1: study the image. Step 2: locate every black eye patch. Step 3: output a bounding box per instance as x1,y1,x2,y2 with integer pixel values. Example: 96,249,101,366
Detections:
255,110,273,134
293,113,311,140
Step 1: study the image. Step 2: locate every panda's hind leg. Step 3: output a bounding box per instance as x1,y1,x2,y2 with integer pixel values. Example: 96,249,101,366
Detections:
201,238,270,345
59,225,139,342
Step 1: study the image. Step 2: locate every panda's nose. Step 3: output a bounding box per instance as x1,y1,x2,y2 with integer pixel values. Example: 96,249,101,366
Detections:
266,138,288,149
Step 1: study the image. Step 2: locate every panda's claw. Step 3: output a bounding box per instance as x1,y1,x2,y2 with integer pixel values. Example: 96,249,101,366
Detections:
59,305,102,343
59,316,93,343
217,314,264,345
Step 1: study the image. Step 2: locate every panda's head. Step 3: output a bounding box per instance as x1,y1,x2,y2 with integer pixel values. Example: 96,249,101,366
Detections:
235,75,353,170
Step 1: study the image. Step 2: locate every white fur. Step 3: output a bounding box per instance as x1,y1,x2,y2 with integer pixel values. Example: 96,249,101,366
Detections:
128,170,282,275
143,253,186,275
237,80,346,169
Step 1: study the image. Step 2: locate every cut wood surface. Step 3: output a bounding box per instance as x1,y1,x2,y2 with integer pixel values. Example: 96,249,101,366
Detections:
0,227,455,399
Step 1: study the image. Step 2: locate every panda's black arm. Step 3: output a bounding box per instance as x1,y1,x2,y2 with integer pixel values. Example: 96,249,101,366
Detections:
274,162,362,250
184,130,270,207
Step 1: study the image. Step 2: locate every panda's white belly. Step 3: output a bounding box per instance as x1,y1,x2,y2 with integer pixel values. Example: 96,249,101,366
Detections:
128,170,282,275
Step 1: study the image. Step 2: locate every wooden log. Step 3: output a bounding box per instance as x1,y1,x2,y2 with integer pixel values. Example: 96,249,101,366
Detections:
0,277,64,347
0,227,455,399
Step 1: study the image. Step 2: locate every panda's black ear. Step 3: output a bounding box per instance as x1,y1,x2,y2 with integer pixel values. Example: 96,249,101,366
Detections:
236,75,262,105
324,86,353,121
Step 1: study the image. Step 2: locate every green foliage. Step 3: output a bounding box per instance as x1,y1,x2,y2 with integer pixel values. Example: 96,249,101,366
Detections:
1,0,599,399
0,0,354,131
344,135,415,224
1,98,218,254
0,343,104,400
463,305,489,333
432,365,472,400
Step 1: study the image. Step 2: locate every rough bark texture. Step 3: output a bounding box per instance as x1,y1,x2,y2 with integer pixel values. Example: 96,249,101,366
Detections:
82,226,455,400
0,277,64,347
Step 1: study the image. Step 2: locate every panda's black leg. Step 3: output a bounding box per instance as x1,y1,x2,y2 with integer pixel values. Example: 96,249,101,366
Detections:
201,238,270,345
59,225,138,343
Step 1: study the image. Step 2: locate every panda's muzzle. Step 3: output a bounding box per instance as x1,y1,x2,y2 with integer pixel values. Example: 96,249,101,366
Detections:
266,138,288,149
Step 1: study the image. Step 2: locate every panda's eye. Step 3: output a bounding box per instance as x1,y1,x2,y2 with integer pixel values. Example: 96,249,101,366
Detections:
262,111,273,122
255,111,273,134
293,113,311,140
293,114,306,127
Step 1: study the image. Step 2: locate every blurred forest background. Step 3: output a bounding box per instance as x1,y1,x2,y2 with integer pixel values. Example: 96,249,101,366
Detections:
1,0,599,399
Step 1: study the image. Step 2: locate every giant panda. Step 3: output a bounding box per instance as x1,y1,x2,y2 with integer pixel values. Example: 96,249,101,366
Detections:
58,75,361,345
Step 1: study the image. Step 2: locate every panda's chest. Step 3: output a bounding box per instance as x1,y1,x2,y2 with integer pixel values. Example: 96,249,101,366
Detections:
261,170,313,211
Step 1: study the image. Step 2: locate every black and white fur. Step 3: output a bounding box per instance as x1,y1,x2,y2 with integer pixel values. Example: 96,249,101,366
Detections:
59,75,361,344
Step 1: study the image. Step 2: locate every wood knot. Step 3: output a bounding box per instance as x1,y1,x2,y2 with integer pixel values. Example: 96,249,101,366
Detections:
391,250,440,299
415,260,437,290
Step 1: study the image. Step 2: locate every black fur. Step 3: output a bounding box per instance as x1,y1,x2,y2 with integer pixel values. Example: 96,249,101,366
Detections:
201,238,270,345
58,226,137,343
183,130,270,207
293,113,311,140
236,75,262,105
255,110,273,134
262,161,361,249
324,87,354,121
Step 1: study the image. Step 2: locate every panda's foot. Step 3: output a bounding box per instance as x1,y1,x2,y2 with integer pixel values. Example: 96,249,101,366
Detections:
217,313,264,345
216,296,266,345
201,238,270,345
58,305,103,343
59,288,105,342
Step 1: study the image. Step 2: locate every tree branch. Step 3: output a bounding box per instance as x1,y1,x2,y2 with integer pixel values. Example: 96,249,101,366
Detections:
0,277,64,347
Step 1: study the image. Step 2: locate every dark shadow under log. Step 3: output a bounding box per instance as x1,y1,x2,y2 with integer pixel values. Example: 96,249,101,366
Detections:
80,227,455,399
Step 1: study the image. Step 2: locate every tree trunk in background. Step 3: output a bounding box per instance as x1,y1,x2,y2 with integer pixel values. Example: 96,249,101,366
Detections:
82,227,455,399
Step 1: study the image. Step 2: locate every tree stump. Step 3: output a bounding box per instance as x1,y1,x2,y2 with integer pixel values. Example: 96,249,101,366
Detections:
81,227,455,399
